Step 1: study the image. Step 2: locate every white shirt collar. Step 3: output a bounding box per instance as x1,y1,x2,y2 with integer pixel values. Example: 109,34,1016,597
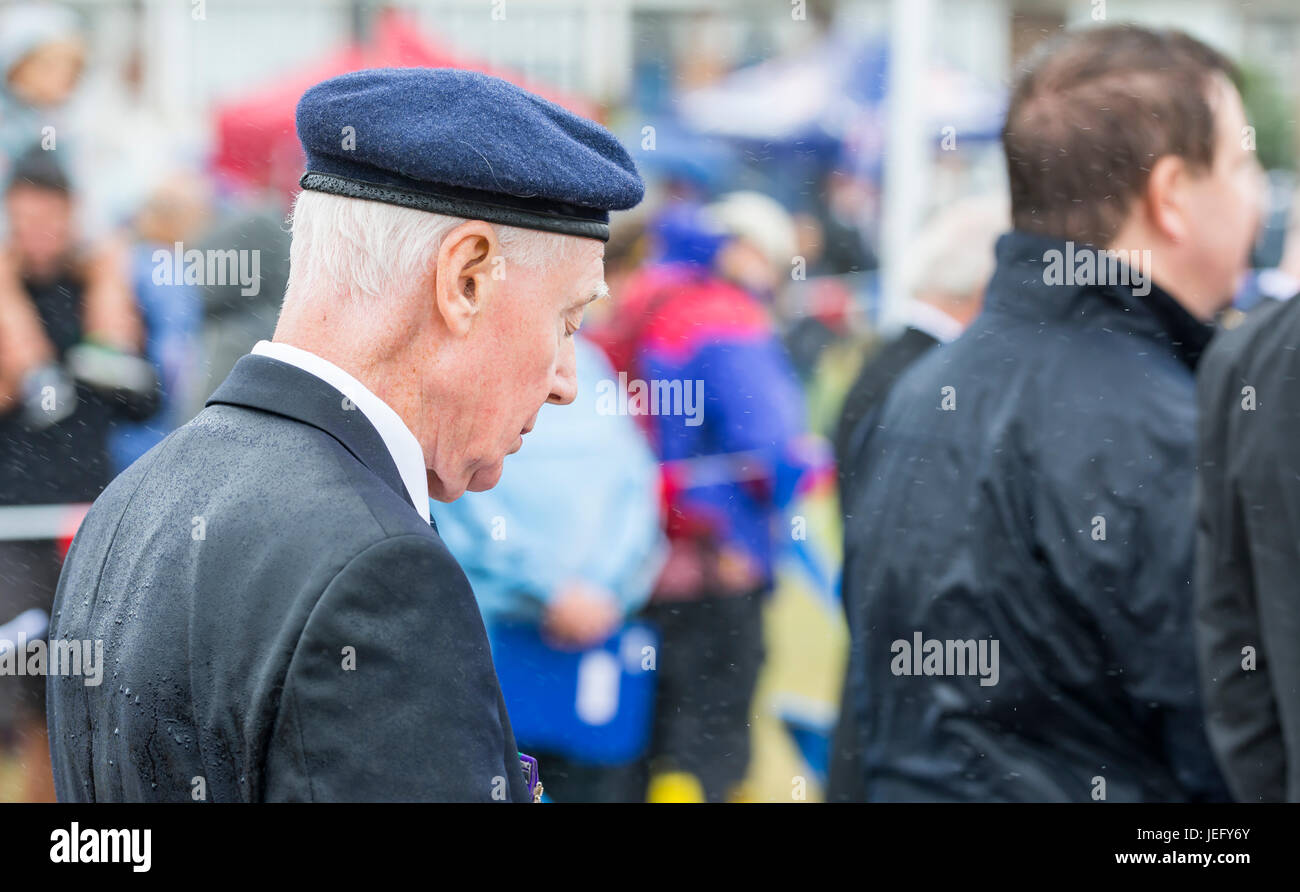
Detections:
905,299,965,344
250,340,431,523
1256,268,1300,303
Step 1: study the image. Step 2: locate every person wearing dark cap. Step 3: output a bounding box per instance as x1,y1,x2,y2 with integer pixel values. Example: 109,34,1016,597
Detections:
47,68,643,802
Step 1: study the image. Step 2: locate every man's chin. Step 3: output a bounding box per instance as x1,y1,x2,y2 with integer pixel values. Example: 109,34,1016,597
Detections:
427,460,505,502
465,461,504,493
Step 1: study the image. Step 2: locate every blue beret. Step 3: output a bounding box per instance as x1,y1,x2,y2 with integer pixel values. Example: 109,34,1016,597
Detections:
295,68,644,241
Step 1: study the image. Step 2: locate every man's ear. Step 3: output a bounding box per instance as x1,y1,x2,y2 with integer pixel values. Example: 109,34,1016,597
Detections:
1145,155,1190,245
434,220,499,337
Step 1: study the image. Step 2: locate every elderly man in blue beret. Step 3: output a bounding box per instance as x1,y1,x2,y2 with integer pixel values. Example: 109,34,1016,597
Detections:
46,68,644,802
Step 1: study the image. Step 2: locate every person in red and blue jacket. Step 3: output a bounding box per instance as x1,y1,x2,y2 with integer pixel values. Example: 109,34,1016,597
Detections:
593,198,814,801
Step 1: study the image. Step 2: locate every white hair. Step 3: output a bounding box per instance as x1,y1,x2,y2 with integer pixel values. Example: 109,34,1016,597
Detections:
704,190,798,269
284,189,582,307
903,193,1010,307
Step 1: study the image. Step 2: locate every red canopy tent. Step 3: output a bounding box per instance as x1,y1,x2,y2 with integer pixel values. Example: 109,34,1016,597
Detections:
212,10,598,199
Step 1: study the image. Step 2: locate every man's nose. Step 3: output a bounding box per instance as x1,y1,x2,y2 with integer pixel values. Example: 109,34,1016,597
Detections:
547,345,578,406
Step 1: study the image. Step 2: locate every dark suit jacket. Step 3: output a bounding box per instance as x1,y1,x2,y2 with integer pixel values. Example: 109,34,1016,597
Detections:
832,326,940,499
47,354,529,802
827,324,938,802
1196,297,1300,802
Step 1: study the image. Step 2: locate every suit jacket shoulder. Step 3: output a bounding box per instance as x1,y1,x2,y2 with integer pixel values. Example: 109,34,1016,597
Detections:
48,356,527,802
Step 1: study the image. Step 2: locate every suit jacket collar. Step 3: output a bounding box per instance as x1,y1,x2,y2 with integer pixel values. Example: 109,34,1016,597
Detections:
903,301,963,344
207,354,417,514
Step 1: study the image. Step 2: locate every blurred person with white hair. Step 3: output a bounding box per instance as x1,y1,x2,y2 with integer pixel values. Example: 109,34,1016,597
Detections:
827,193,1006,802
833,193,1009,500
706,190,800,300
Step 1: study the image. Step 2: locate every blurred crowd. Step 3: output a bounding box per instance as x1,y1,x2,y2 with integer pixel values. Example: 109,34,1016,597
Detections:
0,2,287,800
2,2,1299,803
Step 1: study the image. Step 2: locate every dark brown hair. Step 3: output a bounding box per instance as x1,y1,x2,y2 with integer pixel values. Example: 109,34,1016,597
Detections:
1002,25,1238,246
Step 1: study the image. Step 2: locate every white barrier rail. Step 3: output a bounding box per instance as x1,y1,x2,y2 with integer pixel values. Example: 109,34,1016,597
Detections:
0,504,91,543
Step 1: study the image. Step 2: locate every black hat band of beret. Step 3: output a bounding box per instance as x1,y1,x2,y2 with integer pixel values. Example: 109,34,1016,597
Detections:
299,171,611,242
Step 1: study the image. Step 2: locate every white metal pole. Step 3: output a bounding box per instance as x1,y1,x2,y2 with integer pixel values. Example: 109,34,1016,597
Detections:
879,0,933,334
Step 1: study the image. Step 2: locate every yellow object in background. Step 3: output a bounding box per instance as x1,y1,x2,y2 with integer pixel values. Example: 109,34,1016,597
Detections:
647,771,706,803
